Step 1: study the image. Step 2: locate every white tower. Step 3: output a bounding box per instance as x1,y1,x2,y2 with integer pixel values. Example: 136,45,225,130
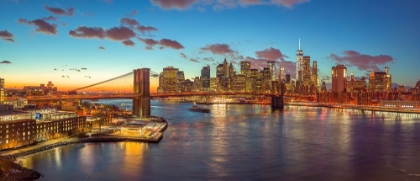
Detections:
296,39,304,81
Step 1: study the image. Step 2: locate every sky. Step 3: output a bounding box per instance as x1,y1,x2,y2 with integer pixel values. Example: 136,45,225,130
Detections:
0,0,419,92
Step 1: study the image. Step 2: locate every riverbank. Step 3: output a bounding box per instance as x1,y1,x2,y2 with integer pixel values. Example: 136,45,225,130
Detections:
0,121,168,180
287,102,420,114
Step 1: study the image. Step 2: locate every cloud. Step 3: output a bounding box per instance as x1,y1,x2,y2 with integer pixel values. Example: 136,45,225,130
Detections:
200,43,236,55
120,18,158,34
44,6,74,16
18,18,57,35
159,39,184,49
0,60,12,64
43,16,57,21
255,47,288,61
137,37,159,49
69,26,135,41
329,50,394,72
69,26,105,39
0,30,14,42
122,39,135,46
127,10,138,16
99,46,105,50
105,26,136,41
151,0,198,10
152,0,308,10
203,57,215,62
190,58,199,63
180,53,187,59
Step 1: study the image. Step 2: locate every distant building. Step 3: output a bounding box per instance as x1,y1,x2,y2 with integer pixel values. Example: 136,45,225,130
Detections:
201,65,210,91
0,78,4,102
267,61,276,81
332,64,347,93
158,66,179,93
296,39,304,81
368,67,392,92
346,72,367,92
240,61,251,77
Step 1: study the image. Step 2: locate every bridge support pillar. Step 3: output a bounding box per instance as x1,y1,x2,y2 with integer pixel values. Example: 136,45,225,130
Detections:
271,96,284,109
132,68,150,118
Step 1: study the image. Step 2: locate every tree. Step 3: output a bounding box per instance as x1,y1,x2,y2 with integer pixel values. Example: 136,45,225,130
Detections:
92,112,107,133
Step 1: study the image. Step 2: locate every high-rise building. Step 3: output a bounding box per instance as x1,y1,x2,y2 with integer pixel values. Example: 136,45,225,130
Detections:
0,78,4,102
201,65,210,91
302,56,311,85
240,61,251,77
176,71,185,92
346,71,366,92
332,64,347,93
369,67,392,92
279,67,285,82
267,61,276,81
311,61,318,87
296,39,304,81
157,66,179,92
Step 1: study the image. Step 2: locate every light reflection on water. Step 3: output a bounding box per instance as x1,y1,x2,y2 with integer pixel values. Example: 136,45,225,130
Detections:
20,100,420,181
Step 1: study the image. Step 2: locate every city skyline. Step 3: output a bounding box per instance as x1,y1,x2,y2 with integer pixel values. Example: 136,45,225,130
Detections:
1,0,419,92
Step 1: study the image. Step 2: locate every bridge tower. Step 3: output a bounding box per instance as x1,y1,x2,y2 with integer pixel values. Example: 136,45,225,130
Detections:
271,81,285,109
132,68,151,118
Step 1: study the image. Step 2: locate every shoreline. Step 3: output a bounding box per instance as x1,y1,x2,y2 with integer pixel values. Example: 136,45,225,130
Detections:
0,122,168,180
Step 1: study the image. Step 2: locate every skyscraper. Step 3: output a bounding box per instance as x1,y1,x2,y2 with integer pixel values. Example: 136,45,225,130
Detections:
201,65,210,91
296,39,304,81
158,66,179,92
332,64,347,93
240,61,251,77
279,67,285,81
311,61,318,87
302,56,311,85
0,78,4,102
267,61,276,81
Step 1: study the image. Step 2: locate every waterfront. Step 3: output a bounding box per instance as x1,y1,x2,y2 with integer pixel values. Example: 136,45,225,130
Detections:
19,100,420,181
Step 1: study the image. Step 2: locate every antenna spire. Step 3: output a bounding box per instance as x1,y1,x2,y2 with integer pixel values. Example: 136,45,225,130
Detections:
298,38,301,50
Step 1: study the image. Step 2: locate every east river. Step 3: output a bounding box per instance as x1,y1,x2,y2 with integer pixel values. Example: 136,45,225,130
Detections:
18,100,420,181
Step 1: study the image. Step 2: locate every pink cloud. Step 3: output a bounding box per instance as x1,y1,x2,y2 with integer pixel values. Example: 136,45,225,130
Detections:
120,18,140,27
44,6,74,16
255,47,288,61
69,26,105,39
200,43,236,55
151,0,198,9
127,9,138,16
136,25,158,33
137,37,159,49
159,39,184,49
329,50,394,72
270,0,309,8
105,26,136,41
0,30,14,42
18,18,57,35
180,53,187,59
122,39,135,46
43,16,57,21
98,46,105,50
120,18,158,33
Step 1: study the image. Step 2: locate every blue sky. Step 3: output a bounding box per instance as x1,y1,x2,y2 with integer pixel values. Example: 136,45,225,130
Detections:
0,0,419,91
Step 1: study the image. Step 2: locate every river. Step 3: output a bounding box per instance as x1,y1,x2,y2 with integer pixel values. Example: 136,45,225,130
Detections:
19,100,420,181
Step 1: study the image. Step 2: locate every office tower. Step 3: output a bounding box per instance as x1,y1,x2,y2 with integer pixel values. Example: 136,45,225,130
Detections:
223,58,229,77
193,77,200,91
332,64,347,93
311,61,318,87
267,61,276,81
176,71,185,92
384,66,392,91
201,65,210,91
369,67,392,92
263,68,270,92
346,71,367,92
216,64,224,82
158,66,179,92
296,39,304,81
0,78,4,102
302,56,311,85
240,61,251,77
279,67,285,82
232,74,246,92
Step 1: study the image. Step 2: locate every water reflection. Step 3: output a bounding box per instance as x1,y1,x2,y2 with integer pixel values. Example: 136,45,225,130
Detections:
20,101,420,181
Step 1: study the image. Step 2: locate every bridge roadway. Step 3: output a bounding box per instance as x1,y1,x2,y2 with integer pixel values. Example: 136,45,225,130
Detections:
23,92,315,101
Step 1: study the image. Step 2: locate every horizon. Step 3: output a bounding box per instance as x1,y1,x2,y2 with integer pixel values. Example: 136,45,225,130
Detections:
1,0,419,92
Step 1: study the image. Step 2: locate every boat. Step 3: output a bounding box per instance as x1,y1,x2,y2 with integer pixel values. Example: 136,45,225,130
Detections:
189,105,210,113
